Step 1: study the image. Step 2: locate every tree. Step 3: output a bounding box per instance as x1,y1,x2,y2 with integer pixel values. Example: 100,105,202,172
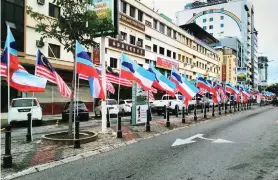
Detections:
27,0,115,135
266,83,278,95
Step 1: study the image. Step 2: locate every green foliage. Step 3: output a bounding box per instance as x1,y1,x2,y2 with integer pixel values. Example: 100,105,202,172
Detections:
266,83,278,94
26,0,116,54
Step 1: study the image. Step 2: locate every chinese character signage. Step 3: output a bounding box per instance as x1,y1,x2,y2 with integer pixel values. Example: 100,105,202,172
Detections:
87,0,119,37
93,44,100,64
236,67,247,82
108,38,145,56
120,13,145,31
222,64,226,81
156,57,179,70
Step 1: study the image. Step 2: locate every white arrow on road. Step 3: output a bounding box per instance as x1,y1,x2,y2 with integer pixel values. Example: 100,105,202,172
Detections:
172,134,234,147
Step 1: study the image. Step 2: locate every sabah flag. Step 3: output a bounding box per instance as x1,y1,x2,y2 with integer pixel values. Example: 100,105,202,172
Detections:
226,82,239,95
121,53,155,91
196,76,211,92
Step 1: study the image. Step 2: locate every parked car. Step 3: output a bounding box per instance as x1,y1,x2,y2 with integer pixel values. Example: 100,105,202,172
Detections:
95,99,119,118
62,101,89,121
119,99,132,113
152,94,184,114
9,98,42,125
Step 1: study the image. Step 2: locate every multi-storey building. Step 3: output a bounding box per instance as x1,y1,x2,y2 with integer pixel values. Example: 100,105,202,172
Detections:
258,56,269,86
1,0,220,114
176,0,258,88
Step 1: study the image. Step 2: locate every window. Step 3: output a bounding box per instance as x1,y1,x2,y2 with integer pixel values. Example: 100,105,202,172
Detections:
178,54,181,61
173,52,176,59
203,19,207,23
182,56,185,62
190,59,192,64
159,47,164,55
145,35,151,40
48,44,60,58
145,45,151,51
173,31,177,39
196,61,199,67
137,38,143,47
209,10,213,13
130,35,136,45
167,50,171,57
186,57,189,63
120,31,127,41
153,19,157,29
181,36,185,44
209,17,213,22
209,25,213,29
202,63,204,69
159,23,165,34
120,0,127,14
130,5,135,18
221,16,224,20
153,44,157,53
110,58,117,68
221,24,224,28
205,64,207,69
49,3,60,18
138,10,143,22
167,27,171,37
203,26,207,30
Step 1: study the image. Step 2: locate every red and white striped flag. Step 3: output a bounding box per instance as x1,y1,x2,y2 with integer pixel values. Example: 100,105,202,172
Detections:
0,62,27,77
35,50,71,98
148,88,157,100
198,88,208,96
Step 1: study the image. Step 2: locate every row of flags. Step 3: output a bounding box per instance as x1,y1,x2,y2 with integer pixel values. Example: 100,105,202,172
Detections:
1,26,275,105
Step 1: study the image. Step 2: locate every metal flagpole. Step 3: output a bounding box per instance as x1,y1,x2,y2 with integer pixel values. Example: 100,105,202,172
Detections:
77,75,80,117
74,43,77,140
52,84,54,115
7,26,10,125
100,36,107,133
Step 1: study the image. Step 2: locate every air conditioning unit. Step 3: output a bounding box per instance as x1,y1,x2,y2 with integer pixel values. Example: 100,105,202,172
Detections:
37,0,45,5
136,41,142,47
36,40,44,48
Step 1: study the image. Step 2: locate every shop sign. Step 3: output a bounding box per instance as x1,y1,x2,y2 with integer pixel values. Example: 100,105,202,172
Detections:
156,57,179,70
108,38,145,56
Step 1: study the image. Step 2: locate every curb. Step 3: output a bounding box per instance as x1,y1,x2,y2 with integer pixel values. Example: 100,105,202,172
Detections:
2,105,266,180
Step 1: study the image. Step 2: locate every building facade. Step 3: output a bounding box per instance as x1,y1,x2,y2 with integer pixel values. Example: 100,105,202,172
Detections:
176,0,258,88
1,0,220,113
258,56,269,86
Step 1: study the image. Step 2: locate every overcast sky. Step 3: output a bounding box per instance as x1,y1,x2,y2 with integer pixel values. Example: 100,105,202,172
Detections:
141,0,278,84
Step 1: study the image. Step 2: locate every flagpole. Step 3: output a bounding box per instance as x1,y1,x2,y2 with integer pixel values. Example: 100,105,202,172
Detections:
117,54,122,118
100,36,107,133
74,42,78,140
7,25,10,125
77,75,80,117
52,83,54,115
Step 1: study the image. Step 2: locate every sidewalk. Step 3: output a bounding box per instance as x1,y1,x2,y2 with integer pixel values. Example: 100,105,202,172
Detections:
1,105,261,179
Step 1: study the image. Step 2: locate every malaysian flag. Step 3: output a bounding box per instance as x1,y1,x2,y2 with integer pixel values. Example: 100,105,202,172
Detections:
35,50,71,98
148,88,157,101
218,85,228,101
198,88,208,96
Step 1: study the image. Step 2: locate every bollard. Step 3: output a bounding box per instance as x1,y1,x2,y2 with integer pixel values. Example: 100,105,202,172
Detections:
26,113,32,142
175,105,178,117
185,106,188,115
146,109,151,132
163,105,167,119
244,103,246,110
219,103,221,115
204,103,207,119
207,102,210,112
166,109,170,127
3,125,12,168
212,103,215,117
106,108,110,128
225,102,227,114
234,101,236,112
74,119,80,148
250,100,252,109
182,106,185,123
229,100,232,113
238,102,240,111
194,105,197,121
188,105,191,114
200,103,203,113
117,115,122,138
222,103,224,110
241,103,243,111
150,107,152,121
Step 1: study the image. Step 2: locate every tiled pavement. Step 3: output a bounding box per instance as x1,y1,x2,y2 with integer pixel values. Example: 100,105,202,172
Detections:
1,106,258,178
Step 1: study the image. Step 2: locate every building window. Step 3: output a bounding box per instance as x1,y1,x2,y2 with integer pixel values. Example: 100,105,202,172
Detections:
203,26,207,30
49,3,60,18
130,35,136,45
130,5,135,18
173,31,177,39
167,50,171,57
186,57,189,63
153,44,157,53
153,19,157,29
138,10,143,22
145,45,151,51
178,54,181,61
190,59,192,64
48,44,60,58
182,56,185,62
221,16,224,20
209,10,213,13
221,24,224,28
167,27,172,37
137,38,143,47
173,52,176,59
120,31,127,41
209,25,213,29
120,0,127,14
110,58,117,68
209,17,213,22
145,35,151,40
202,63,204,69
196,61,199,67
159,47,164,55
203,19,207,23
181,36,185,44
159,23,165,34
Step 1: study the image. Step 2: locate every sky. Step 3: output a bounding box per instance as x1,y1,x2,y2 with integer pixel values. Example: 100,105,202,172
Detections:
141,0,278,84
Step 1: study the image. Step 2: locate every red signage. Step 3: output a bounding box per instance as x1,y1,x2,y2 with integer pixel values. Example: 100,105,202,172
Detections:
93,48,100,65
156,57,179,70
222,64,227,81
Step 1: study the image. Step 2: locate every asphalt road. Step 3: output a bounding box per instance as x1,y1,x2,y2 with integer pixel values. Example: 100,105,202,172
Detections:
16,105,278,180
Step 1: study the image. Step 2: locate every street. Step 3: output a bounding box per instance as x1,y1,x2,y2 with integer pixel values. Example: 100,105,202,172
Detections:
15,106,278,180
